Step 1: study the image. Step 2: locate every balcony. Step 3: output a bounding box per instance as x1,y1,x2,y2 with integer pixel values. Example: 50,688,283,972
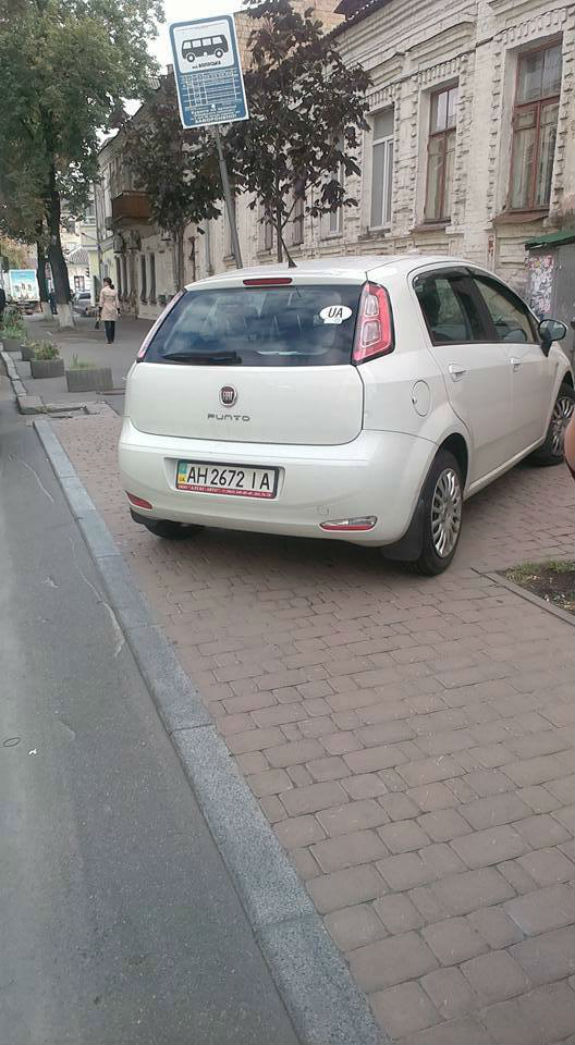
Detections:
111,191,152,226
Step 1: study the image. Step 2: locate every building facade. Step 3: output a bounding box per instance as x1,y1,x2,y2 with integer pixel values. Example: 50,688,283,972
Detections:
95,0,574,318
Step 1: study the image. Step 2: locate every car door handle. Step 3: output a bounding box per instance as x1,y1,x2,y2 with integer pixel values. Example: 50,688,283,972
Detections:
510,357,521,371
448,364,466,381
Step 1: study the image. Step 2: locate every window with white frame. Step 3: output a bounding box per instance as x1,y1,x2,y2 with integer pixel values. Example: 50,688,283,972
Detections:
370,109,394,229
509,42,562,211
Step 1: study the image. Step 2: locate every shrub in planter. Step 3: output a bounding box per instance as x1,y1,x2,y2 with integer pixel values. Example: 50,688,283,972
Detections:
65,354,112,393
21,341,39,362
30,343,64,378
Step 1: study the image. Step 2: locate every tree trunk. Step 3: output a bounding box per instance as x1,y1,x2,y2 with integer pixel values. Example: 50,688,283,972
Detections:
275,204,283,263
36,238,51,317
46,167,74,328
172,227,185,291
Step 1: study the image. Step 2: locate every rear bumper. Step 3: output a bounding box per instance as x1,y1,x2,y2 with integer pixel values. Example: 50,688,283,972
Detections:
118,419,437,545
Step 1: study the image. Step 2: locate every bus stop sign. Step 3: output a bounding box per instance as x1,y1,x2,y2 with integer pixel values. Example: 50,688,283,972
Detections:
170,15,249,129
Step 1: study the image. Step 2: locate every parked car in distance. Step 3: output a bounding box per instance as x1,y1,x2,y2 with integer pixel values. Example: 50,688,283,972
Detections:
119,255,574,574
72,290,95,317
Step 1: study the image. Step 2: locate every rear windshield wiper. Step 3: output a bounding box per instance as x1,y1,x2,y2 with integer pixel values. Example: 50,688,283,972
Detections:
161,350,242,365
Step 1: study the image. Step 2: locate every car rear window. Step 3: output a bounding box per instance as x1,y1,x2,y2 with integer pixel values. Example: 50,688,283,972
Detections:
143,284,363,367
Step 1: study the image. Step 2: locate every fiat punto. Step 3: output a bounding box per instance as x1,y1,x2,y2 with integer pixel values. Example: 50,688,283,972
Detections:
119,255,573,574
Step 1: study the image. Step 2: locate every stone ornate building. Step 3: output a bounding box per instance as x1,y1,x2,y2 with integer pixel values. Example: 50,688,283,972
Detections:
96,0,575,316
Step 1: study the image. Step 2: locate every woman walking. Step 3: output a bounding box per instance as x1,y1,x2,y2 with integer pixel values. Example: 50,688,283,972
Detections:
98,277,120,344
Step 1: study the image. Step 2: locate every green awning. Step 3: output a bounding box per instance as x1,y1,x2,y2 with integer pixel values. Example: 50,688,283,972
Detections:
525,229,575,249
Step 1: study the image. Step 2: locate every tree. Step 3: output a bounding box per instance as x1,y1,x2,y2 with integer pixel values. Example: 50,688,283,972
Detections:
0,0,163,326
226,0,371,264
124,75,222,291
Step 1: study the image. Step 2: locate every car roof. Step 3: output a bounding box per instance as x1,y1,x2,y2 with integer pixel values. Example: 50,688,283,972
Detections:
187,253,475,290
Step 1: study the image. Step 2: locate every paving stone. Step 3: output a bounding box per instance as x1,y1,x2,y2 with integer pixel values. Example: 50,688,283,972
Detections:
432,868,515,916
467,906,524,948
341,773,388,800
311,829,388,873
504,884,574,935
421,967,478,1020
451,825,528,868
377,820,431,854
377,851,436,890
517,847,574,886
503,755,568,787
344,744,408,773
266,738,325,768
520,980,575,1044
407,782,460,811
371,981,440,1038
350,931,438,991
513,813,571,850
461,950,530,1004
307,865,386,914
418,809,473,842
421,842,467,877
273,814,326,850
307,755,350,782
498,858,538,896
324,903,386,952
511,926,575,985
373,893,424,934
280,780,348,816
462,769,515,796
398,756,464,787
317,798,388,836
480,997,546,1045
423,917,489,965
397,1015,493,1044
461,793,533,830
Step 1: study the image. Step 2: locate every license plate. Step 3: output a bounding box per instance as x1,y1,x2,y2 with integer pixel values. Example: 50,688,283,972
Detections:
176,461,278,498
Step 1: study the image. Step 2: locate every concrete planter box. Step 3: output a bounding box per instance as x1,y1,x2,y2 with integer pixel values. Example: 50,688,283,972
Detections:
30,358,65,379
65,366,113,393
21,344,36,362
1,337,22,353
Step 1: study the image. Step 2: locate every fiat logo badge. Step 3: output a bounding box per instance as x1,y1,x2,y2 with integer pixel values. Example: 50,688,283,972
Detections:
220,386,237,407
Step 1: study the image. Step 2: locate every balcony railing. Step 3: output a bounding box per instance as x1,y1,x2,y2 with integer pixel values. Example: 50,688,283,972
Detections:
111,191,152,225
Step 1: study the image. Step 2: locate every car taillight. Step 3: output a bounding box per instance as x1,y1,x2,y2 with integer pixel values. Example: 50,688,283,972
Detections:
136,290,186,361
353,282,394,364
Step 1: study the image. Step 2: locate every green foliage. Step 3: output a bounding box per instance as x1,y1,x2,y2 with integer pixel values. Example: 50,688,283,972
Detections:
70,353,95,369
226,0,371,261
0,0,164,307
125,75,222,238
32,341,60,359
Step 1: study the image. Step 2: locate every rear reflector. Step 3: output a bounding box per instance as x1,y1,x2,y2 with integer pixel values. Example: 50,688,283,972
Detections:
353,282,394,364
320,517,377,532
242,277,293,286
127,493,153,510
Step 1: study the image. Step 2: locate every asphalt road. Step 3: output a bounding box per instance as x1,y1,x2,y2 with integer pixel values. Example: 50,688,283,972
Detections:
0,378,297,1045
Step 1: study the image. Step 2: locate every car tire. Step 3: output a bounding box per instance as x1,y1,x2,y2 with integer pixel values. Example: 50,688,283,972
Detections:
140,518,204,540
413,450,463,576
529,382,575,467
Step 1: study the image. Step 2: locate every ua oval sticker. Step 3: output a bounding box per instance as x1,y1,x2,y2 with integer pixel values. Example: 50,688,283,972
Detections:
318,305,353,324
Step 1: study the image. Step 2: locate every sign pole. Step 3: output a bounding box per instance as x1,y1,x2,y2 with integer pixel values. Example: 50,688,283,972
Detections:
214,126,243,270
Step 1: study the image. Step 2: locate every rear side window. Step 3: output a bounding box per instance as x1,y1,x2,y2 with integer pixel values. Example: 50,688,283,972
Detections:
143,284,363,366
472,275,536,344
414,273,488,345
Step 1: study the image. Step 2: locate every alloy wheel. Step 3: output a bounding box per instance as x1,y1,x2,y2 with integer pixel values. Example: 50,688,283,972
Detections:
431,467,462,558
550,394,574,457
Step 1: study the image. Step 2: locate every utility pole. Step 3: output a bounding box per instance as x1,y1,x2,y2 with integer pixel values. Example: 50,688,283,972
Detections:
214,126,243,270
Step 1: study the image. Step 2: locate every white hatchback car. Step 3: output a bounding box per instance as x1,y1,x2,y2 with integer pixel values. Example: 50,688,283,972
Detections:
119,255,573,574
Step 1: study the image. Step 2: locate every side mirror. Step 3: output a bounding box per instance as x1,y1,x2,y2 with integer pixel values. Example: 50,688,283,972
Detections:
538,318,567,355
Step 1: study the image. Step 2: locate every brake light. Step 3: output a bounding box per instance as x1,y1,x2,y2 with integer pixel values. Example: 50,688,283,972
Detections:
127,493,153,509
242,277,293,286
353,282,394,363
136,290,186,361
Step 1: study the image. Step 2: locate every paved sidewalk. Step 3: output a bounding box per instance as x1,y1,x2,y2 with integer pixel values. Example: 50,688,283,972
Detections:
16,315,152,412
53,409,575,1045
